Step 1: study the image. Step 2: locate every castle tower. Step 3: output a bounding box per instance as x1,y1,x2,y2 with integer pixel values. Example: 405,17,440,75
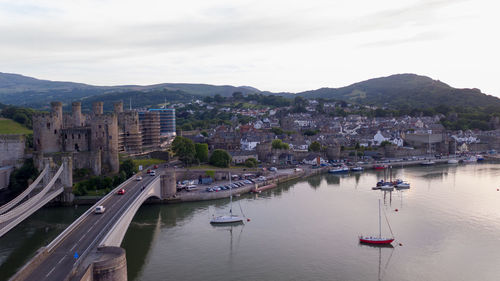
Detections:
72,102,83,127
33,102,63,153
92,102,104,116
114,101,123,114
91,114,119,174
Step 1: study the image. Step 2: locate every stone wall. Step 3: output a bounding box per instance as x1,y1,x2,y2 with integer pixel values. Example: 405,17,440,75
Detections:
0,134,25,166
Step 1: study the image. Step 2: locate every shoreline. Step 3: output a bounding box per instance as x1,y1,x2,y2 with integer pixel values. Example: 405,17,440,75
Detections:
72,156,494,205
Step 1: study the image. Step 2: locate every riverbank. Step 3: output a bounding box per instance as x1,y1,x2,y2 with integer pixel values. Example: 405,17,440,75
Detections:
73,155,490,205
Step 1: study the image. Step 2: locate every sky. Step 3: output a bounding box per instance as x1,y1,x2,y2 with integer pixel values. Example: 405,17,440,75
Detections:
0,0,499,96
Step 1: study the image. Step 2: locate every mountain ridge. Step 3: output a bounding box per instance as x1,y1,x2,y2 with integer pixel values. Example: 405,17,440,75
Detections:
0,72,498,110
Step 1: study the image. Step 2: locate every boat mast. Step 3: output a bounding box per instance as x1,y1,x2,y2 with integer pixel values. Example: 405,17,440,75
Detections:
378,199,382,238
229,172,233,215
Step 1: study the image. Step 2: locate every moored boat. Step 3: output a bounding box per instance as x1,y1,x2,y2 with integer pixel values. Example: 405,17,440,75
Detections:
329,165,349,173
447,159,459,164
476,155,484,161
359,199,395,245
463,156,477,163
373,165,386,170
420,160,435,166
394,179,410,189
351,166,364,172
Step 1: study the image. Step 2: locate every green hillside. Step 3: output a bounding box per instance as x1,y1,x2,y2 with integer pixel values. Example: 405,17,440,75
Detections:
298,74,500,109
0,118,32,135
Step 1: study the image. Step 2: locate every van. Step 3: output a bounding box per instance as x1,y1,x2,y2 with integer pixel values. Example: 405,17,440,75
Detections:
95,205,105,214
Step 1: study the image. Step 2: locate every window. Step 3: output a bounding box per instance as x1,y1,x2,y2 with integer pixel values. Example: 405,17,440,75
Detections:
78,134,81,139
54,129,57,134
46,122,50,129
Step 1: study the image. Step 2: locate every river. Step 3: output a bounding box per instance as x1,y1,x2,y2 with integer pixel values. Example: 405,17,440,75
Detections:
2,163,500,281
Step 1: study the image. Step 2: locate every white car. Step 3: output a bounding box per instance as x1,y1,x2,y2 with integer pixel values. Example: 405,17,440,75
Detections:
95,205,105,214
150,171,156,176
136,176,143,181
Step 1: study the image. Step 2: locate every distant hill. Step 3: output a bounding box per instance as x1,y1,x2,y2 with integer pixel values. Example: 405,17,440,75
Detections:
2,72,499,110
298,74,500,109
0,72,261,108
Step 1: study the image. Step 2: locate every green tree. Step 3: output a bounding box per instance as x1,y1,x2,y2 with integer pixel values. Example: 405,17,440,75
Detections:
380,140,392,147
244,157,258,167
272,139,289,150
309,141,321,152
8,158,39,194
172,136,196,165
119,159,137,178
181,123,193,131
209,149,232,168
271,127,284,135
232,92,244,99
195,143,209,163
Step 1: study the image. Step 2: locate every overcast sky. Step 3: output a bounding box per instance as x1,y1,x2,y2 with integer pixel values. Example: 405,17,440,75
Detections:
0,0,499,96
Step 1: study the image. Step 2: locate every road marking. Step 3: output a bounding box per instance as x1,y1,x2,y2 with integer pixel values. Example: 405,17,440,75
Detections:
70,243,77,251
46,267,56,277
78,234,85,242
57,256,66,265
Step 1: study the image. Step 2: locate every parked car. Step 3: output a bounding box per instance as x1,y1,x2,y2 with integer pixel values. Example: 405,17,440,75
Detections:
94,205,105,214
117,189,125,195
269,167,278,172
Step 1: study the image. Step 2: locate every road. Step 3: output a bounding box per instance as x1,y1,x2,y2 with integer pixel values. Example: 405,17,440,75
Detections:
22,170,159,281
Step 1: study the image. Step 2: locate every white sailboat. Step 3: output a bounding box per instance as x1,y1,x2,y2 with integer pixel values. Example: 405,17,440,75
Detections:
210,173,244,224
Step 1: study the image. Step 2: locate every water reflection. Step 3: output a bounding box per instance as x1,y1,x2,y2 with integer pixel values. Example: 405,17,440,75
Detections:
307,176,322,189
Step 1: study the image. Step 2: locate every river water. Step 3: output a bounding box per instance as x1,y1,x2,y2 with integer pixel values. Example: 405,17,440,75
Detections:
2,163,500,281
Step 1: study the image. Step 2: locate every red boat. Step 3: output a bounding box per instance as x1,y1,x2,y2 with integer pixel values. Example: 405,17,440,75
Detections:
359,199,394,245
373,165,386,170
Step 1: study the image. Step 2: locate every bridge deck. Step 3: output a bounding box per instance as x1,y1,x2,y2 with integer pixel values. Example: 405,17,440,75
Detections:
21,172,158,281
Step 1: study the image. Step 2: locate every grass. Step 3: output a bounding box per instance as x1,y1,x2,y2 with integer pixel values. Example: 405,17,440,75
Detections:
0,118,32,135
132,158,166,169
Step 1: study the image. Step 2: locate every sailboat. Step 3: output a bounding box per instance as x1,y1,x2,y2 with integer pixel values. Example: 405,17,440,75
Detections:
210,172,244,224
359,199,394,245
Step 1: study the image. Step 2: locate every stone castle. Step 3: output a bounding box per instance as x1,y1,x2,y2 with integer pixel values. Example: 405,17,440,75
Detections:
33,101,162,175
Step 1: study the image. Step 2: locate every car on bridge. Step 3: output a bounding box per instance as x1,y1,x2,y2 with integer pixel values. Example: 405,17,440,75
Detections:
136,176,143,181
117,188,125,195
94,205,105,214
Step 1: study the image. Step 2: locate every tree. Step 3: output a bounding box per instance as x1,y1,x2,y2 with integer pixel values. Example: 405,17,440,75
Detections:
119,159,137,178
244,157,258,167
181,123,193,131
172,136,196,165
303,129,318,136
272,139,289,150
380,140,392,147
8,159,38,194
309,141,321,152
195,143,209,163
232,91,244,99
214,94,225,103
209,149,232,168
